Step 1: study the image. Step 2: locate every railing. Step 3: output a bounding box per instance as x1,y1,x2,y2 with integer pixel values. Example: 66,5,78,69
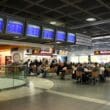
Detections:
0,65,28,90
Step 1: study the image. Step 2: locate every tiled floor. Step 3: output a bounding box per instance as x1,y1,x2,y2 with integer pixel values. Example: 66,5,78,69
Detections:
0,77,110,110
0,78,26,89
51,78,110,101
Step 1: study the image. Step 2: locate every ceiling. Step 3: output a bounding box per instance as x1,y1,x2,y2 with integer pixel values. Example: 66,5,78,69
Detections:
0,0,110,37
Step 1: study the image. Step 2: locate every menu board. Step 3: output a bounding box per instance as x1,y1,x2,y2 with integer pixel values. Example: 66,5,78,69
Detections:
56,31,66,42
42,28,54,40
6,20,24,35
67,33,76,43
26,24,40,37
0,18,4,32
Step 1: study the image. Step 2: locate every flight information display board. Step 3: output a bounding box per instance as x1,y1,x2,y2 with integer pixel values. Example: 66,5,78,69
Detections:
42,28,54,40
26,24,40,37
56,31,66,42
6,20,24,35
67,33,76,43
0,18,4,32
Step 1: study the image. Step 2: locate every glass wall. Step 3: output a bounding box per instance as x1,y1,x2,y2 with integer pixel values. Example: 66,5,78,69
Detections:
0,65,27,90
79,56,88,63
91,55,110,63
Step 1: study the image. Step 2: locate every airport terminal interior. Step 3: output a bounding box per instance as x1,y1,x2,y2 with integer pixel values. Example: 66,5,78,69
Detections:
1,0,110,110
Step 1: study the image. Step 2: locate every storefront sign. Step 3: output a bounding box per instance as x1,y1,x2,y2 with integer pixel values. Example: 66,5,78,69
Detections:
25,47,53,56
94,50,110,55
31,47,53,56
32,47,41,54
40,48,52,53
58,50,68,56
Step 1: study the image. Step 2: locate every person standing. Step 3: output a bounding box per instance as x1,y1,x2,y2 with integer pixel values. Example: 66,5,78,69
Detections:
99,64,105,82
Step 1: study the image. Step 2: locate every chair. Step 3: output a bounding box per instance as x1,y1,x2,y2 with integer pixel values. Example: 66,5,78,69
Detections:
76,71,83,83
91,71,99,84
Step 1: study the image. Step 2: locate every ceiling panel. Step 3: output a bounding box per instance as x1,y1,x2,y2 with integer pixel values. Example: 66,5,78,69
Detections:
72,12,93,20
99,13,110,19
39,0,66,9
3,7,18,14
89,6,110,15
58,16,75,22
0,0,110,37
16,11,33,18
27,5,48,14
58,5,80,14
102,0,110,6
5,0,30,9
63,0,82,3
75,0,101,9
45,11,63,18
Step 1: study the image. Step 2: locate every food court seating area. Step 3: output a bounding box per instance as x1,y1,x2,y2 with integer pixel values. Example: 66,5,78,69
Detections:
24,59,110,85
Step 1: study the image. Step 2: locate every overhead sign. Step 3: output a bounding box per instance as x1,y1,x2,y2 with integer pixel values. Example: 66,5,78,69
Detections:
56,31,66,42
26,24,40,37
42,28,54,40
67,33,76,43
6,20,24,35
0,18,4,32
76,33,92,46
32,47,41,54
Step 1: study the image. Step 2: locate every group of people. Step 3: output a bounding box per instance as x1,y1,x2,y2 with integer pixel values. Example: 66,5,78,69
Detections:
24,58,57,78
23,58,110,84
56,62,107,84
72,63,106,84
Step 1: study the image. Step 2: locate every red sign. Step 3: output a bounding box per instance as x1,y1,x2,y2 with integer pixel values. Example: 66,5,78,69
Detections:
32,48,53,56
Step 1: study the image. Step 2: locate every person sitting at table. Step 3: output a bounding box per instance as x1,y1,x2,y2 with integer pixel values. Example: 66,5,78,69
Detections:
60,62,68,80
76,64,84,83
83,66,92,84
92,63,99,84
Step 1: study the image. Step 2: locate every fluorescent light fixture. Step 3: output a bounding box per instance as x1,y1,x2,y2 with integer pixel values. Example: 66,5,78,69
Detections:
92,35,110,40
50,21,56,25
93,42,110,44
86,18,96,22
83,31,87,33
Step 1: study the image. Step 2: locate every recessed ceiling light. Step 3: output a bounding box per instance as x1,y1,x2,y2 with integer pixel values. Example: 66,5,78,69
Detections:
50,21,56,25
14,36,19,39
86,18,96,22
83,31,87,33
56,42,61,44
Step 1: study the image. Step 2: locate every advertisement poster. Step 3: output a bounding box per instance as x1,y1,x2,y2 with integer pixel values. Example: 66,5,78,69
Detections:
5,56,12,65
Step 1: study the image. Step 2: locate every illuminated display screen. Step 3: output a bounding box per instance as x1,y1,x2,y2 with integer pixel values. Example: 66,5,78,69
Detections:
26,24,40,37
67,33,76,43
0,18,4,32
56,31,66,41
42,28,54,40
6,20,24,35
